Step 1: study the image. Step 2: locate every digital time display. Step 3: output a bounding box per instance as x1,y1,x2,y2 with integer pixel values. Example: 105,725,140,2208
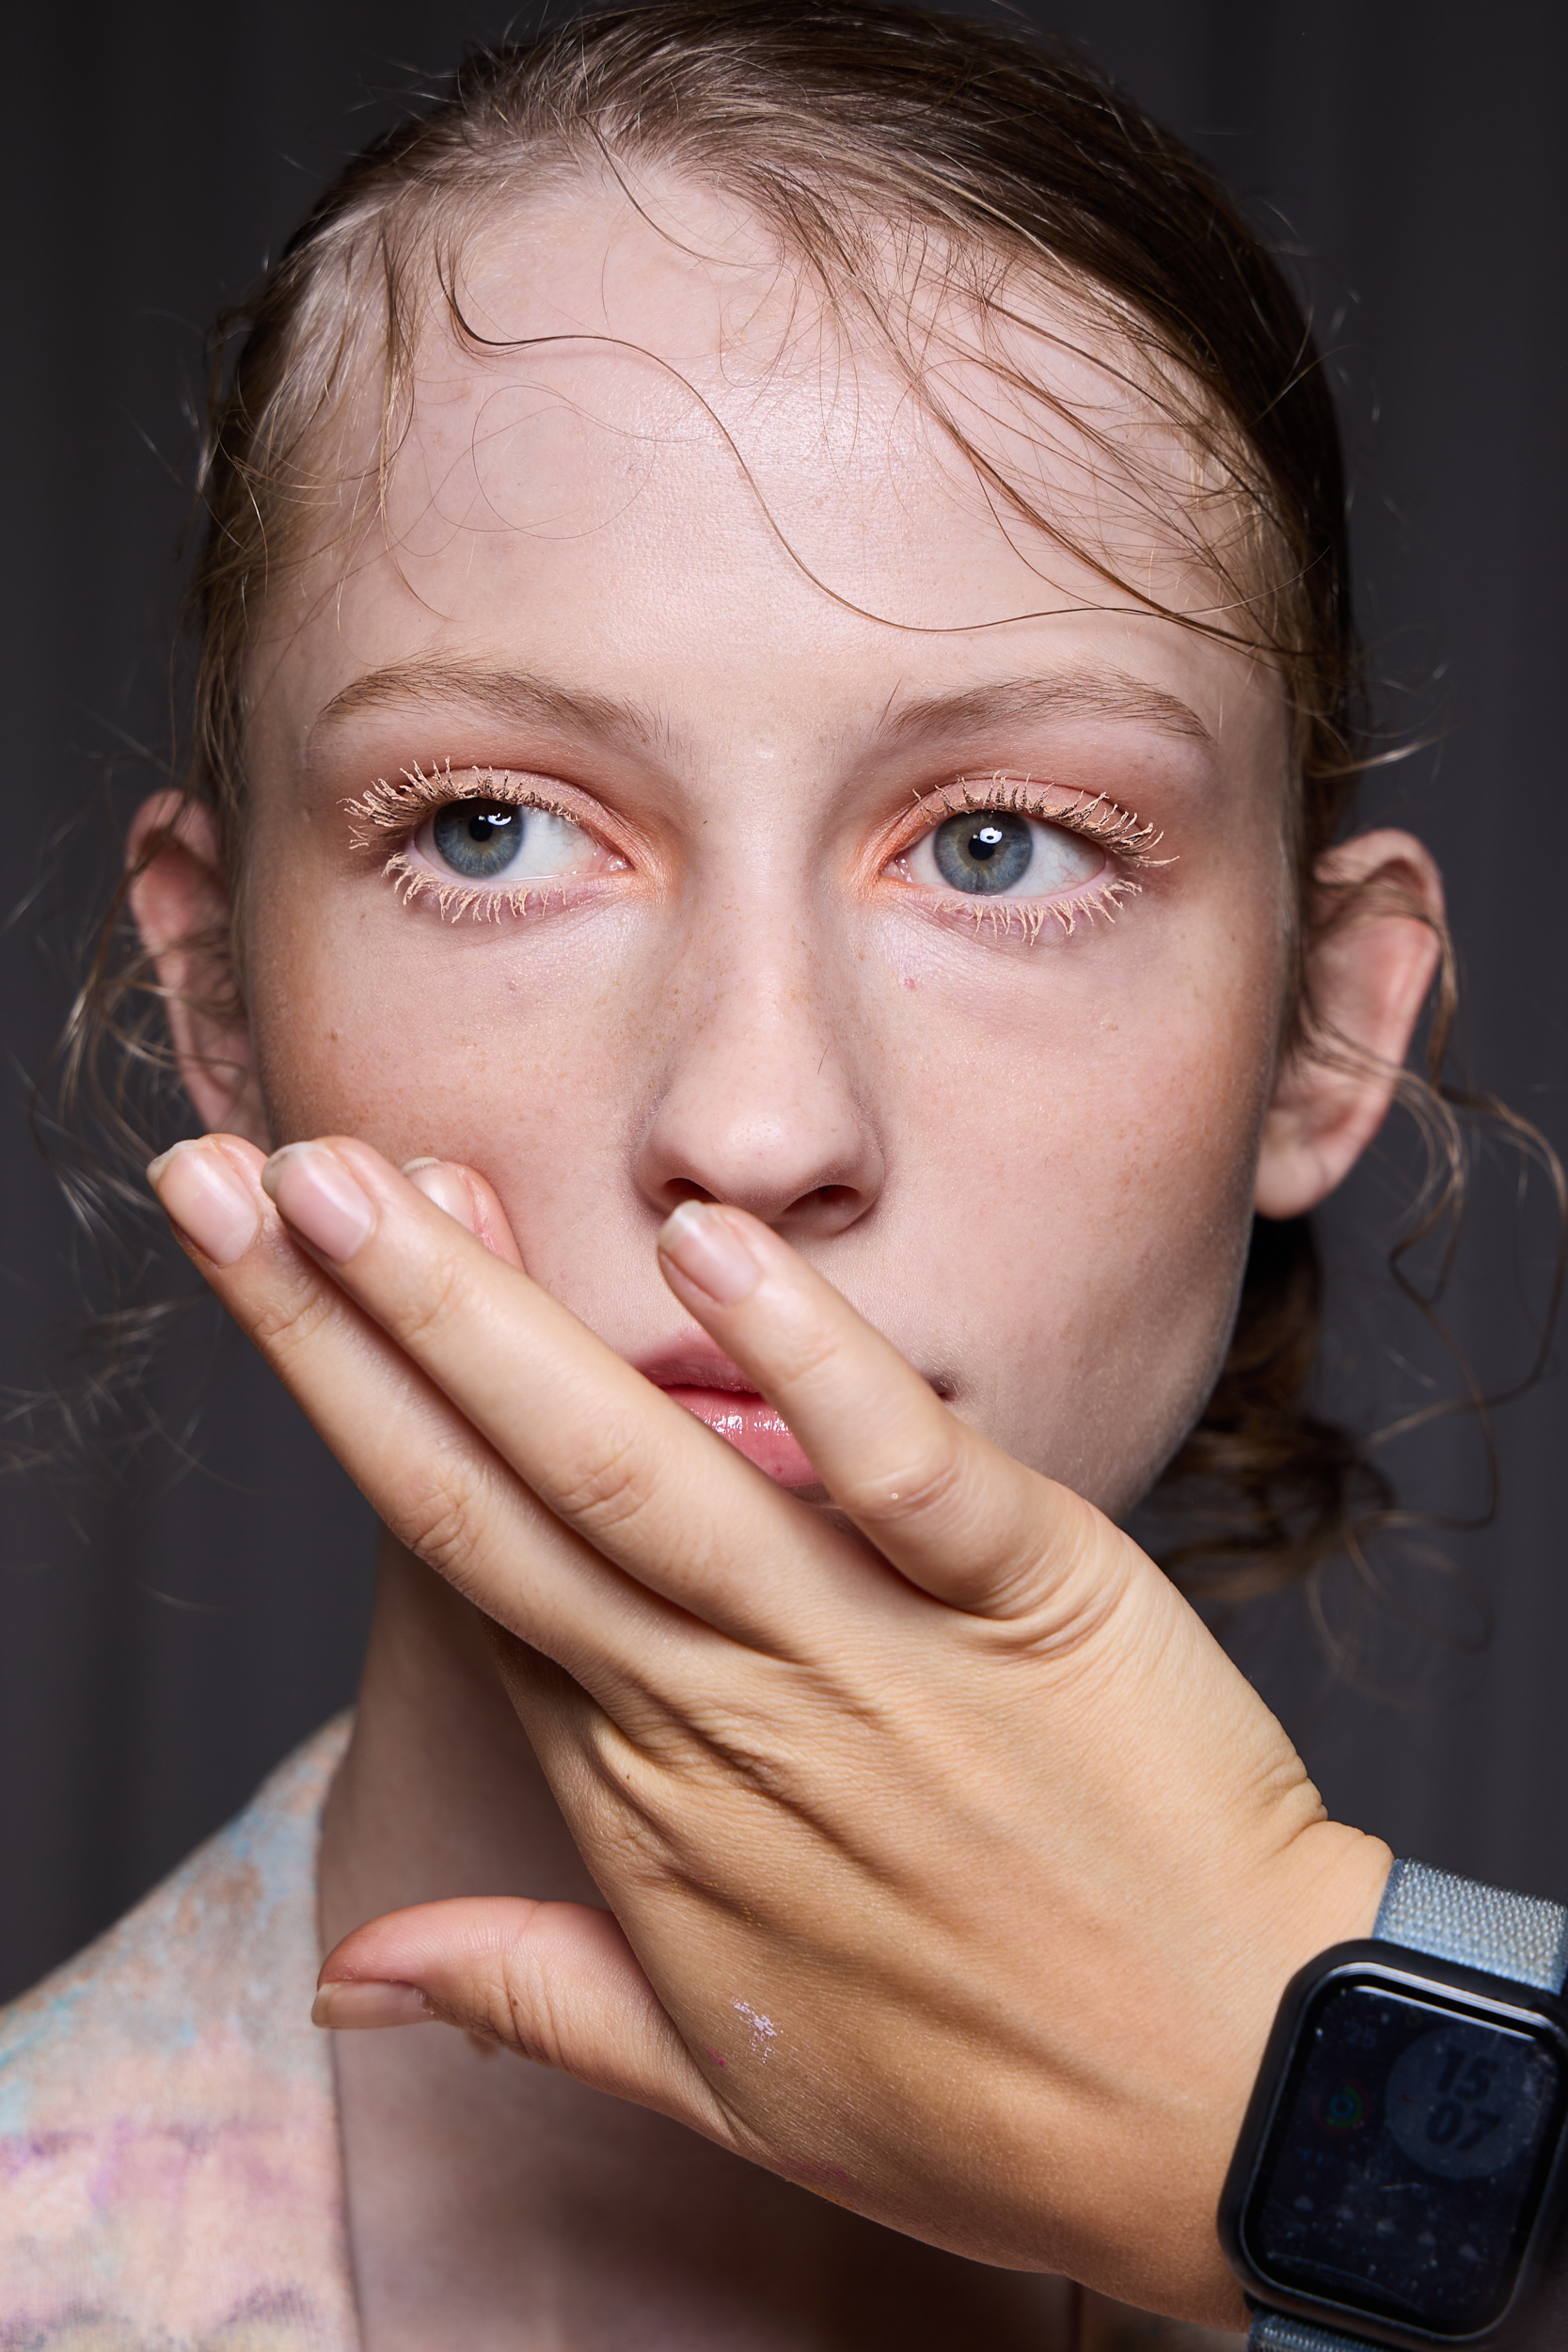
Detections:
1246,1981,1565,2334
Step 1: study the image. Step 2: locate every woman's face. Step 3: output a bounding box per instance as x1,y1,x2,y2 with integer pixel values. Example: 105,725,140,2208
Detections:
234,173,1292,1515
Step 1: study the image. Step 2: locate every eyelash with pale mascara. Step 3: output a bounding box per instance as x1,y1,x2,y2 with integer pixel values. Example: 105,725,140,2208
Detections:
896,776,1173,941
342,761,611,923
342,760,1173,935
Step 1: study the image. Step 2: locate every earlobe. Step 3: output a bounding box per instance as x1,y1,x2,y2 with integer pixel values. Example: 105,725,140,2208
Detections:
1254,829,1445,1221
126,790,270,1148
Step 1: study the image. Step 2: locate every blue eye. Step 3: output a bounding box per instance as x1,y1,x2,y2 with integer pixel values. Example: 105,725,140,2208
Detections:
424,799,605,885
906,807,1101,900
431,803,524,879
931,811,1035,894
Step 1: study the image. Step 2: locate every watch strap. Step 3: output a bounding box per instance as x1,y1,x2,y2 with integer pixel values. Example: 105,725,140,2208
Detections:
1375,1860,1568,1994
1244,1862,1568,2349
1247,2317,1373,2351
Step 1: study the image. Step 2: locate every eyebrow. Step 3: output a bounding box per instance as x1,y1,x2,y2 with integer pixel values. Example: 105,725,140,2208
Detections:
309,658,1212,757
309,660,661,755
880,673,1214,749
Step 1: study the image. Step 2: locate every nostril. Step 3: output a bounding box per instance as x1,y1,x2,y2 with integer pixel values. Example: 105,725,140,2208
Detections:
780,1182,863,1231
665,1179,718,1208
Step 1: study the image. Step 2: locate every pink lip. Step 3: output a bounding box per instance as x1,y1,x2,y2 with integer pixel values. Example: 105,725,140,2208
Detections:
660,1386,818,1486
636,1342,818,1486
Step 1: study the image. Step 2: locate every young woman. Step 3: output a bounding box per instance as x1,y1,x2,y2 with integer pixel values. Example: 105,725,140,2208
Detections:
0,4,1518,2344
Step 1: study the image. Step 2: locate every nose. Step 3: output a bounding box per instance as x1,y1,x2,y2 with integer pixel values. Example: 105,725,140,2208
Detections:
633,946,884,1238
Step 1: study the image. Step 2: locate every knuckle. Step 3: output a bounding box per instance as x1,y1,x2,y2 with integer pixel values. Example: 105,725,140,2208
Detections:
1028,1502,1134,1650
498,1949,567,2069
586,1791,677,1891
693,1720,792,1804
835,1425,970,1529
389,1246,472,1355
771,1316,846,1395
396,1449,494,1586
550,1425,660,1538
245,1270,343,1359
426,1941,548,2064
699,1713,807,1806
575,1724,735,1885
985,1484,1122,1640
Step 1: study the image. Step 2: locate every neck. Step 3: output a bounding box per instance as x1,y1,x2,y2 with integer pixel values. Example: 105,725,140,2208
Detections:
318,1533,1076,2351
320,1530,598,1943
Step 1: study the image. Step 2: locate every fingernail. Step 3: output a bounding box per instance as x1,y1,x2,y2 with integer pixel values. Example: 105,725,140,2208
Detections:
261,1142,373,1262
658,1201,762,1305
311,1979,436,2030
403,1157,479,1235
147,1139,260,1266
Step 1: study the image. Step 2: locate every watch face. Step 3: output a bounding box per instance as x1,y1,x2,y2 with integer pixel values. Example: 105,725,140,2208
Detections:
1243,1978,1567,2336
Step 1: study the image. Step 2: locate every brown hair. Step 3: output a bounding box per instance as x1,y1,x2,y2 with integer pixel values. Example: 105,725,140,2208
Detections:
56,0,1560,1597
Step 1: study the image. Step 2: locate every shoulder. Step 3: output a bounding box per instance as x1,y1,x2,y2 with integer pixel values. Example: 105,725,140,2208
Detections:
0,1717,359,2349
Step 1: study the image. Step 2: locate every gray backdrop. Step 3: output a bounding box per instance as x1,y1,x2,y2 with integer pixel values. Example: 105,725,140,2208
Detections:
3,0,1564,2004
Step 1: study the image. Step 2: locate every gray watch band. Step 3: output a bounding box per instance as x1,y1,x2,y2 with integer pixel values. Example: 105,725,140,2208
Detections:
1244,1862,1568,2349
1374,1862,1568,1994
1249,2318,1374,2352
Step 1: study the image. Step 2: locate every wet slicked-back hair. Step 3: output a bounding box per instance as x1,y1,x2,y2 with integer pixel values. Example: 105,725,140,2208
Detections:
70,0,1524,1602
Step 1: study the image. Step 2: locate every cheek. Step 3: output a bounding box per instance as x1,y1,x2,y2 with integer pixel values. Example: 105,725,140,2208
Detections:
1076,1023,1274,1507
245,910,610,1157
240,865,655,1256
884,931,1283,1508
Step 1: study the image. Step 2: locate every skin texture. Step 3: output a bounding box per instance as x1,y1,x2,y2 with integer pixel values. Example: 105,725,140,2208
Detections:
130,170,1444,2346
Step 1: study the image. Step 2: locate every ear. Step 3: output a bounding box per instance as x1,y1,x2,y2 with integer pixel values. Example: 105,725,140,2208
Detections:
126,790,270,1148
1254,828,1445,1220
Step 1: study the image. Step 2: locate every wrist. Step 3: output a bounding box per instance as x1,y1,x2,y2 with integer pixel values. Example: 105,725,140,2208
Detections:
1061,1826,1393,2329
1211,1829,1397,2304
1224,1851,1568,2347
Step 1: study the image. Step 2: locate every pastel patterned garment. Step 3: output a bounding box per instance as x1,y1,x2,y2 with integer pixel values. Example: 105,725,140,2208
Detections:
0,1718,357,2350
0,1718,1248,2352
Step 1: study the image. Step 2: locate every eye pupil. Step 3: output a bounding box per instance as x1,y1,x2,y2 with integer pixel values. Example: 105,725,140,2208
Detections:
467,808,515,843
932,810,1034,895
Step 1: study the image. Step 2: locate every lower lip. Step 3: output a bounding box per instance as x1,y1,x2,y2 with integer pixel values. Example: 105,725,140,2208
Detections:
662,1387,819,1486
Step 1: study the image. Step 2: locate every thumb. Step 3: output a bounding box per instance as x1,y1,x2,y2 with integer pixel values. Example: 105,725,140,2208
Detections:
313,1896,734,2137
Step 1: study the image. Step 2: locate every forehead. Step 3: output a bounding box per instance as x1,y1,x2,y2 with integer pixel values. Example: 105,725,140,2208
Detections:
255,167,1282,763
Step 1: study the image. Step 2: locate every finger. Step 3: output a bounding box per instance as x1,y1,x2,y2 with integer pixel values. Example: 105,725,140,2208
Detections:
403,1156,526,1269
256,1138,876,1646
314,1897,737,2146
657,1200,1117,1623
146,1136,711,1707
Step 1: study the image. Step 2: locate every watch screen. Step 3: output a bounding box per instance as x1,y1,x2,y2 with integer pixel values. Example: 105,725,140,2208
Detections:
1246,1979,1565,2334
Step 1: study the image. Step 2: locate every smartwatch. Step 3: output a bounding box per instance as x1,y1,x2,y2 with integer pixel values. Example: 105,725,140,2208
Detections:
1220,1862,1568,2349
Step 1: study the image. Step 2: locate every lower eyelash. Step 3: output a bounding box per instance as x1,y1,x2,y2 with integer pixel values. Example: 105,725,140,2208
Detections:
344,759,599,923
937,873,1144,941
907,774,1173,941
380,850,570,924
